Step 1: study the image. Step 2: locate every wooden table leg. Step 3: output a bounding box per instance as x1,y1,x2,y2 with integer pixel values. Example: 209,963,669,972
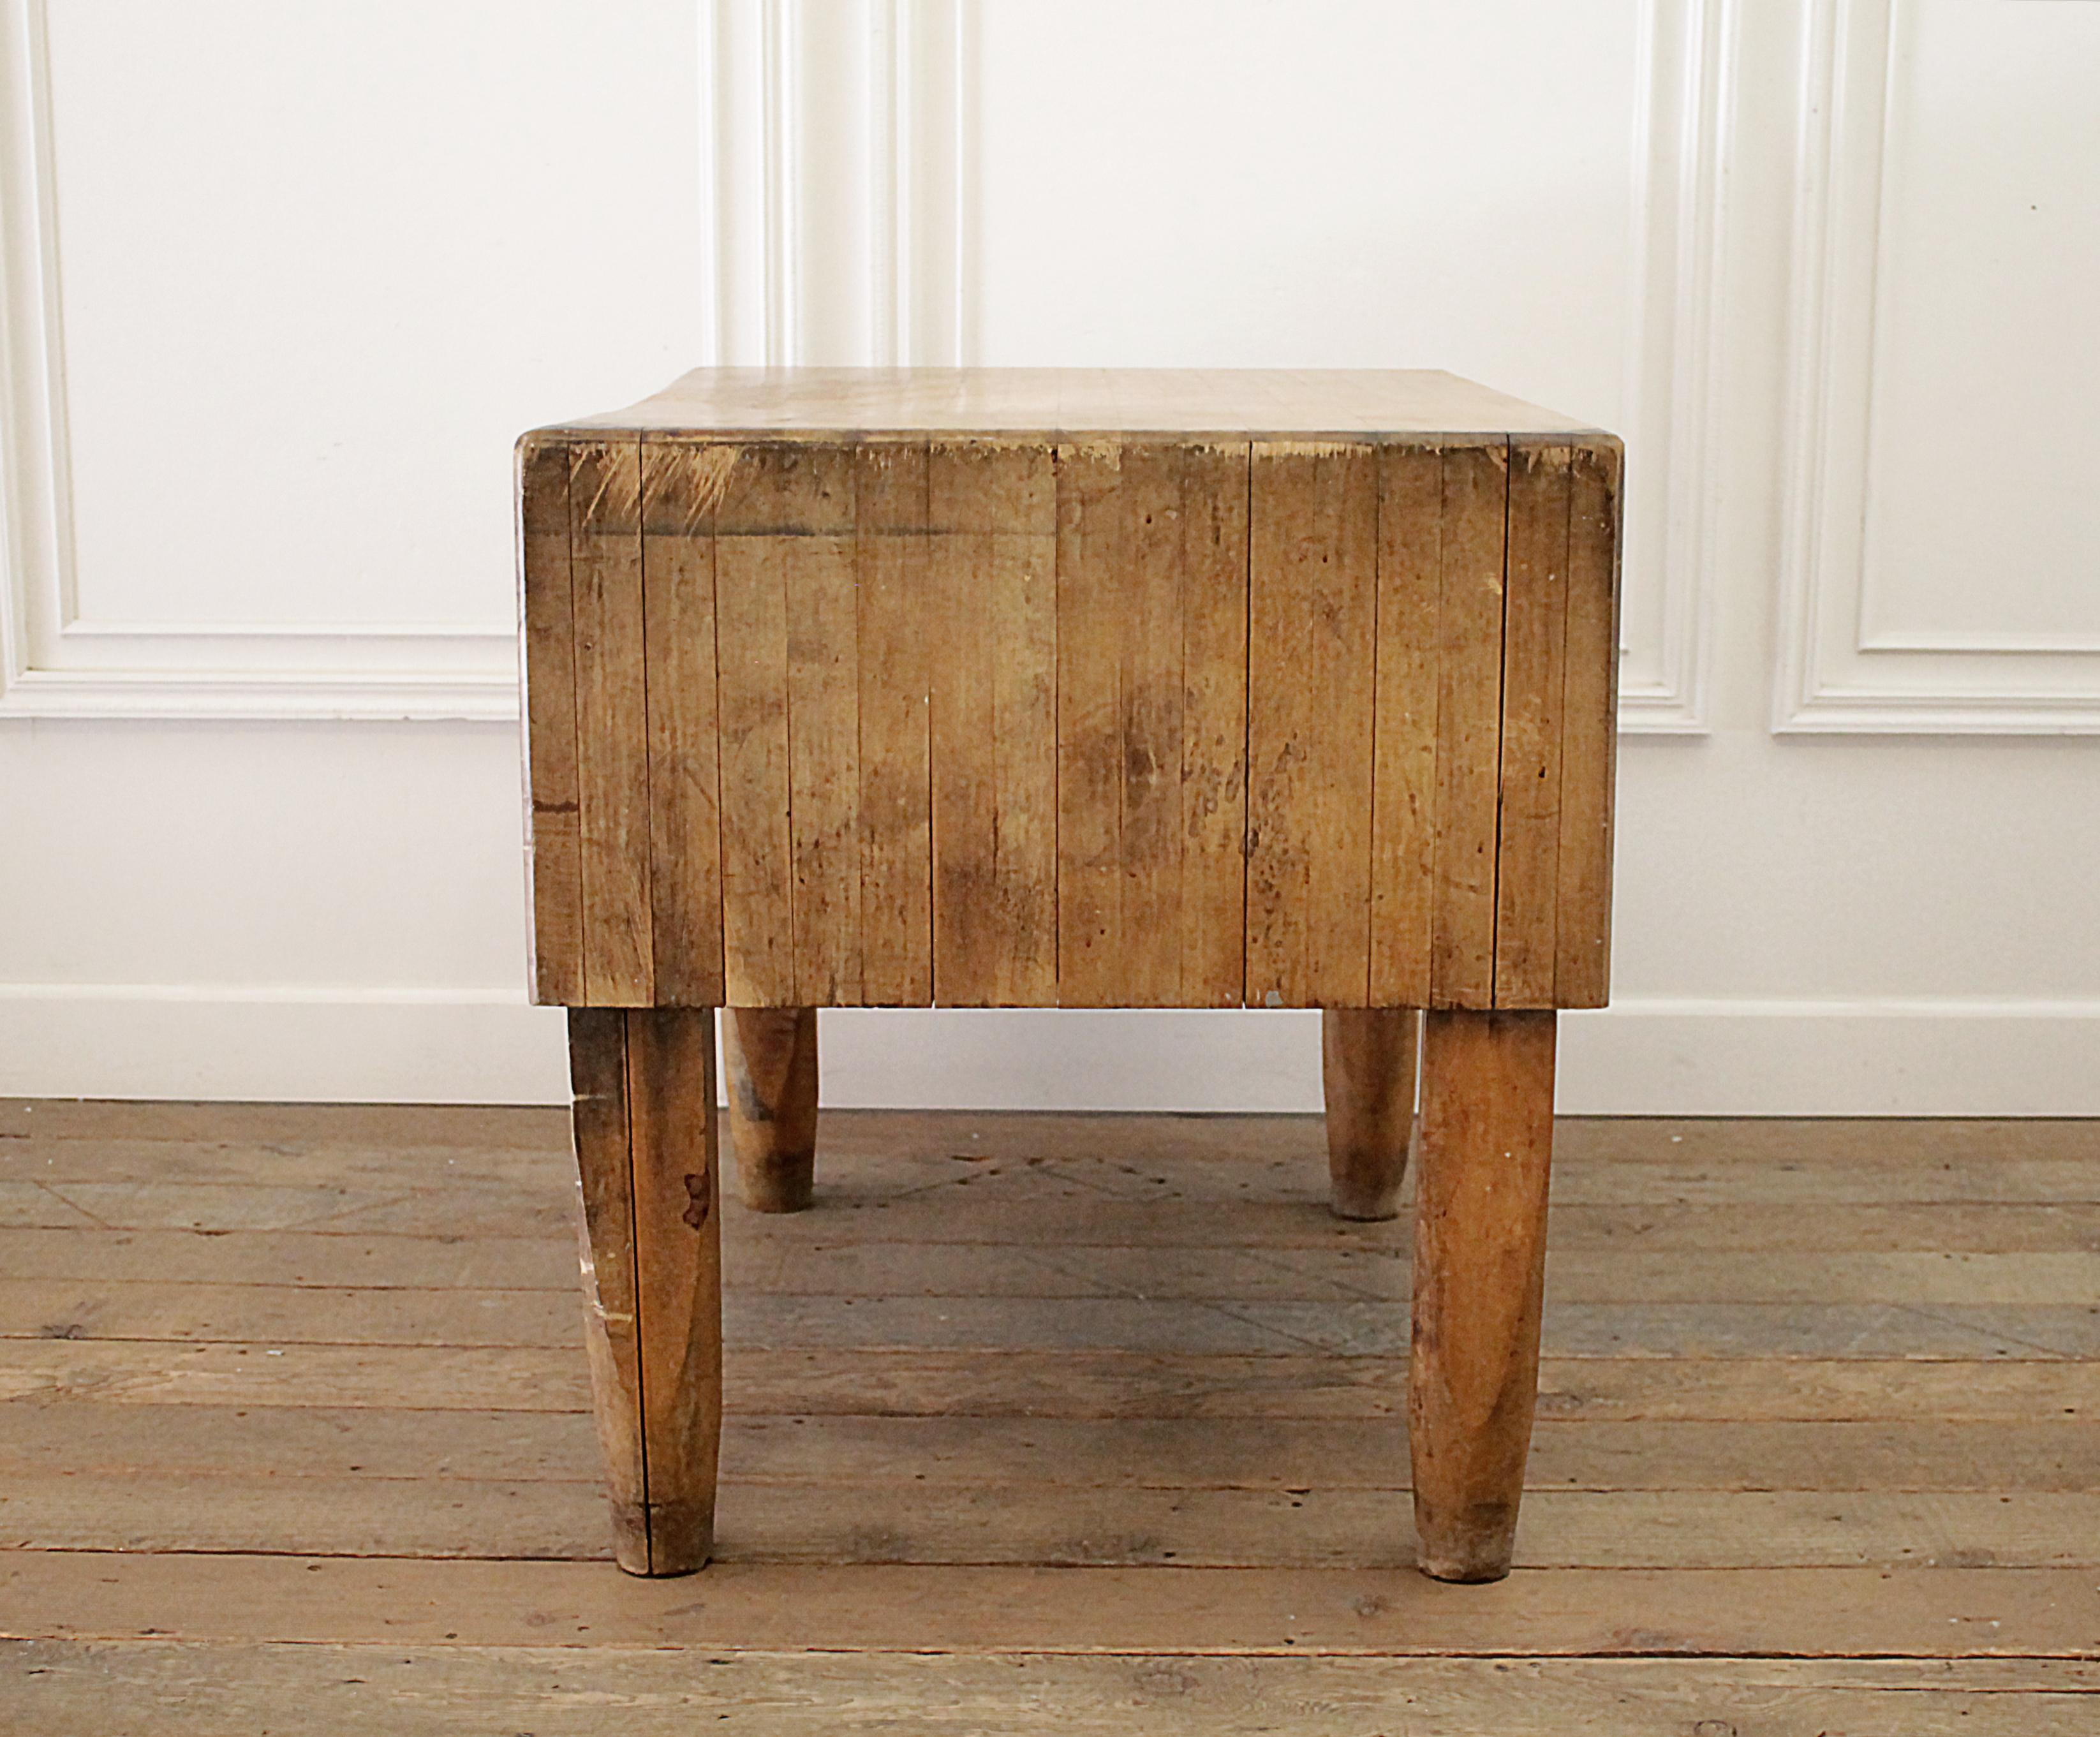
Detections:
1410,1009,1556,1583
723,1007,818,1213
568,1007,722,1576
1320,1008,1420,1220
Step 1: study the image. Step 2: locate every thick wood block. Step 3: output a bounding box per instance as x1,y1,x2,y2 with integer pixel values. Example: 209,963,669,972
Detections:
1058,441,1250,1007
519,372,1622,1012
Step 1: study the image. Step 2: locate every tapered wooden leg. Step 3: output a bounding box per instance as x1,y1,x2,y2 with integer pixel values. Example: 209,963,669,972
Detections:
723,1007,818,1213
1410,1009,1556,1583
568,1007,722,1576
1320,1008,1420,1220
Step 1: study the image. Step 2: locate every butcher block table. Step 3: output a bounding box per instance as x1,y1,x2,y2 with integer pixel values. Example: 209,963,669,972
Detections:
516,368,1623,1584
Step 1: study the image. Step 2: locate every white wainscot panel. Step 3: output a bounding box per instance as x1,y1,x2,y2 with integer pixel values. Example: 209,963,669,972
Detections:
1776,0,2100,732
0,0,702,718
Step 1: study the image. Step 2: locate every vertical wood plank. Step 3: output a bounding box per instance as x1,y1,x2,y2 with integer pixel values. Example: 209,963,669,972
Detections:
519,434,582,1005
1555,439,1623,1008
623,1006,723,1573
1245,441,1379,1007
929,441,1056,1005
712,447,799,1007
641,438,728,1007
1114,444,1188,1005
1493,442,1573,1008
1054,441,1134,1005
1428,440,1510,1009
1178,442,1252,1008
570,437,653,1005
1369,443,1442,1007
853,443,933,1005
781,450,862,1005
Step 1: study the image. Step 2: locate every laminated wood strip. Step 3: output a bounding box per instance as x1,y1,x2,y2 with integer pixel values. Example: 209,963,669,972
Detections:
1493,442,1574,1008
1177,442,1252,1008
568,438,653,1005
1427,440,1511,1009
1115,445,1190,1005
1556,440,1623,1007
518,435,582,1005
1053,441,1137,1005
1245,441,1379,1007
711,446,804,1006
640,438,727,1007
853,443,934,1005
929,441,1057,1006
780,450,863,1005
1369,443,1443,1007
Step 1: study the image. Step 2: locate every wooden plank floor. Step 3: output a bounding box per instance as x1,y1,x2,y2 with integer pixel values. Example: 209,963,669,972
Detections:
3,1098,2099,1733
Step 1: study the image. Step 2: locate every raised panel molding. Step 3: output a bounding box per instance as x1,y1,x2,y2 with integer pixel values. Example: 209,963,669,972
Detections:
0,0,517,721
1615,0,1730,735
702,0,970,371
5,0,1712,728
1774,0,2100,734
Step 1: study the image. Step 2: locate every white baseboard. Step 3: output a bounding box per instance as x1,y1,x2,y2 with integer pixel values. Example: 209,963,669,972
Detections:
0,985,572,1105
1,986,2097,1116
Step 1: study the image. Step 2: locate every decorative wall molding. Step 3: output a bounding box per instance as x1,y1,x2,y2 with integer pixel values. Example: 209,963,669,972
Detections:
0,0,517,721
0,0,973,721
1616,0,1731,735
700,0,970,370
1773,0,2100,734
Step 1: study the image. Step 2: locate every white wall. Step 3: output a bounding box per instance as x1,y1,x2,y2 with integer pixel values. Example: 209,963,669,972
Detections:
3,0,2097,1113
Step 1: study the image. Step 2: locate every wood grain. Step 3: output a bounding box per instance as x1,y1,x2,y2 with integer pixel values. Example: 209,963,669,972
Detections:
852,443,933,1003
18,1551,2100,1658
622,1008,723,1572
1320,1007,1420,1221
517,434,582,1004
1555,438,1622,1007
1410,1009,1557,1581
929,441,1057,1005
568,438,653,1004
562,366,1607,436
10,1096,2100,1719
13,1644,2099,1737
1426,441,1509,1009
781,452,864,1004
711,446,801,1005
723,1007,818,1213
1178,443,1253,1007
640,436,727,1005
563,1008,644,1568
1495,441,1573,1007
526,371,1621,1015
1368,444,1441,1007
1054,443,1250,1006
1246,441,1379,1006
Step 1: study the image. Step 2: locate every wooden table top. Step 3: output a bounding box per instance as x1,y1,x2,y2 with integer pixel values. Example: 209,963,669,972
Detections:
559,367,1606,440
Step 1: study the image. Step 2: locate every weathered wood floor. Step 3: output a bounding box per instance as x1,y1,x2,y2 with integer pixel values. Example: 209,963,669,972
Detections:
3,1098,2098,1732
